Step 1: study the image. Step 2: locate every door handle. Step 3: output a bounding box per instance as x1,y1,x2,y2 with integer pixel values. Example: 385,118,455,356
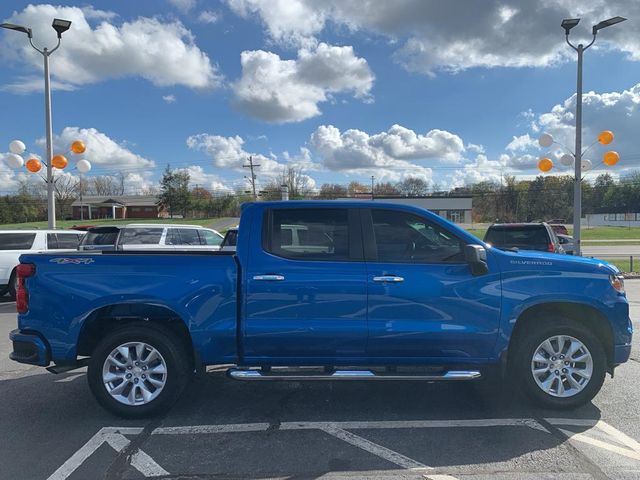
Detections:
253,274,285,281
373,276,404,283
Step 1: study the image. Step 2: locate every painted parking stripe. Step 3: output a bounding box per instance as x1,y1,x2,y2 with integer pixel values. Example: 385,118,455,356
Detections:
46,427,167,480
152,423,270,434
424,475,461,480
319,425,429,470
54,373,84,383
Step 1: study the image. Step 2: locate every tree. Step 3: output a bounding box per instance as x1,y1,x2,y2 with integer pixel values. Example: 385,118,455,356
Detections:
159,165,191,218
318,183,348,199
347,181,369,196
397,177,429,196
374,182,400,196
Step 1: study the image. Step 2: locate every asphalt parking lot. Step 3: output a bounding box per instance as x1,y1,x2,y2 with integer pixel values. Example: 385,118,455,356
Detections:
1,285,640,480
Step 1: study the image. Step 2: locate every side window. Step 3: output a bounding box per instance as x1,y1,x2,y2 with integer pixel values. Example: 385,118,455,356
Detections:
119,227,163,245
56,234,81,249
177,228,200,245
222,230,238,247
166,228,180,245
267,209,350,261
371,209,464,263
46,233,58,249
200,230,222,246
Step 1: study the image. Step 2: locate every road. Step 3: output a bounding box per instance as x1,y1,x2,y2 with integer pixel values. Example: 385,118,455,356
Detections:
1,287,640,479
583,245,640,257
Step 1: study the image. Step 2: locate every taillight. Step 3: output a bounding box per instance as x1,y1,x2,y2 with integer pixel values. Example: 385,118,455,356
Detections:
16,263,35,314
548,243,555,252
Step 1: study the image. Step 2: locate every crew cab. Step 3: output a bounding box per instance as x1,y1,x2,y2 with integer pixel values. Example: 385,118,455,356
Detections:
9,202,632,417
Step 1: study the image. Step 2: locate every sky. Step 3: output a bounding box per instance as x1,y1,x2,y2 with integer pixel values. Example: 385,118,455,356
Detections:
0,0,639,195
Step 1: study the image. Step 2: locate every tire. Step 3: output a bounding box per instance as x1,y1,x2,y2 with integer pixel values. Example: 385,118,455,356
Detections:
7,270,17,300
88,324,190,418
512,317,607,409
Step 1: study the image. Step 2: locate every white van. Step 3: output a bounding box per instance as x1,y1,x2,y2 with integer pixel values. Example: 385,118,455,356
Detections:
116,224,224,251
0,230,85,298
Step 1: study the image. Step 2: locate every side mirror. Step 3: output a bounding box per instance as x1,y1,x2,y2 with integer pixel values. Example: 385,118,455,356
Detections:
464,244,488,276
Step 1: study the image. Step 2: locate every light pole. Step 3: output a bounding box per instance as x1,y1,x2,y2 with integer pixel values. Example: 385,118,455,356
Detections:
1,18,72,228
562,16,626,256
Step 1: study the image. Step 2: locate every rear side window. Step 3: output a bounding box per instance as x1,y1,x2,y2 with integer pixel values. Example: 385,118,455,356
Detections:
200,230,222,246
82,228,120,246
371,209,464,263
47,233,82,249
177,228,200,246
0,233,36,250
267,209,349,261
119,227,163,245
485,226,548,249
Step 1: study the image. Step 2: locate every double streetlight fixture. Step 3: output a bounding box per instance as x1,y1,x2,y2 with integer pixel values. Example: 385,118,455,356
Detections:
1,18,72,228
561,15,626,256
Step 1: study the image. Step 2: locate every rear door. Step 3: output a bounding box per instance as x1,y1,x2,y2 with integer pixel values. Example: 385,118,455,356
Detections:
243,207,367,361
363,208,501,361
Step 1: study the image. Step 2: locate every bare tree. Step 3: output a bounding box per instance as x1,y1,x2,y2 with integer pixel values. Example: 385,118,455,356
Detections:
53,175,80,219
397,177,429,196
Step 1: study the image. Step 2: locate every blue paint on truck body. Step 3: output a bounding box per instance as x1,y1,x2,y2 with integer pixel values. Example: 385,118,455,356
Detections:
11,201,632,372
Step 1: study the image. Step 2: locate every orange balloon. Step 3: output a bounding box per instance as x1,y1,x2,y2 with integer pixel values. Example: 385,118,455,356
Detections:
598,130,614,145
603,150,620,166
51,154,68,169
538,158,553,172
71,140,86,154
25,158,42,173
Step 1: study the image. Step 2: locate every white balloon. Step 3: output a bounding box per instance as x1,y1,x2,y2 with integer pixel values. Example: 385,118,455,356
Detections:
9,140,26,155
560,153,574,166
76,159,91,173
581,159,592,171
6,153,24,168
538,133,554,148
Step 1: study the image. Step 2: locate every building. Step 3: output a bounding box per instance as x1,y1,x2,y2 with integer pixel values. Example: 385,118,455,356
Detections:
71,195,166,220
336,196,473,224
585,213,640,227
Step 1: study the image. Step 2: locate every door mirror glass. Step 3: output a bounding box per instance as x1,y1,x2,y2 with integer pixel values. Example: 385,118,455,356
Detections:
464,244,488,275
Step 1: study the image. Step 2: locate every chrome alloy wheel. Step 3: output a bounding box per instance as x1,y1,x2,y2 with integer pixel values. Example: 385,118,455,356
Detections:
102,342,167,406
531,335,593,398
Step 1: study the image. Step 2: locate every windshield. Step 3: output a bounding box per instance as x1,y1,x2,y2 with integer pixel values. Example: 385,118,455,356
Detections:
485,226,549,250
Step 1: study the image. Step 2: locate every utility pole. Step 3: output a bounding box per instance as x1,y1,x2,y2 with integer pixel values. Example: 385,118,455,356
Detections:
243,155,260,201
371,176,375,200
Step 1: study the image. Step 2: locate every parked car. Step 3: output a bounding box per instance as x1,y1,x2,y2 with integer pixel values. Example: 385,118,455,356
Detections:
550,224,569,236
557,234,575,255
79,224,224,252
118,224,223,251
0,230,85,298
78,226,123,251
220,227,238,252
484,223,565,253
10,201,631,417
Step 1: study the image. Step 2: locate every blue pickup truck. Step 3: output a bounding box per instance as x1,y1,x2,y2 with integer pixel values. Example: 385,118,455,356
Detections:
10,201,632,417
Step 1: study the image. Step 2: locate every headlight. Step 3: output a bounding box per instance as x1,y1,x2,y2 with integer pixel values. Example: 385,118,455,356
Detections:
609,274,625,294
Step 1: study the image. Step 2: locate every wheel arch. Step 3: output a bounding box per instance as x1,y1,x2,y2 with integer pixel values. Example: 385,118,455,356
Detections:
507,301,614,373
77,303,197,368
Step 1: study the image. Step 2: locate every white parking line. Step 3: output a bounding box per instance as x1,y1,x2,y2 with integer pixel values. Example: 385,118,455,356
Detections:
46,427,167,480
319,425,429,470
152,423,270,435
54,373,84,383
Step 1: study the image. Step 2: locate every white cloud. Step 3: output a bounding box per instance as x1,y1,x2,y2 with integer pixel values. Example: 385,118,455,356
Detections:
42,127,155,170
1,4,221,92
174,165,234,193
233,43,374,123
449,154,506,188
162,94,177,104
310,124,465,181
168,0,197,13
506,134,537,153
225,0,640,74
186,133,319,190
197,10,221,24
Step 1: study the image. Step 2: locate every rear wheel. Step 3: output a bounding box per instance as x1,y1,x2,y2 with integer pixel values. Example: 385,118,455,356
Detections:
513,317,606,409
88,324,190,418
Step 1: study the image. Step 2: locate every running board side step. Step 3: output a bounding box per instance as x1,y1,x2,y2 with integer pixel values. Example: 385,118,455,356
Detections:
227,368,481,381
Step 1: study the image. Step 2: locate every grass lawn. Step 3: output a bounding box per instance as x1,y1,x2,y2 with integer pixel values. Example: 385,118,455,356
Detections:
0,217,225,229
464,226,640,245
600,258,638,274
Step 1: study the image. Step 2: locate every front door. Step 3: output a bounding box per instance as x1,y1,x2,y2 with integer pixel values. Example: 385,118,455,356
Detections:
243,207,367,362
363,208,501,361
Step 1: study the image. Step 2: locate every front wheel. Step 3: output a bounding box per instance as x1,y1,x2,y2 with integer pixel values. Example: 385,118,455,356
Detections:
513,318,607,409
88,325,190,418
